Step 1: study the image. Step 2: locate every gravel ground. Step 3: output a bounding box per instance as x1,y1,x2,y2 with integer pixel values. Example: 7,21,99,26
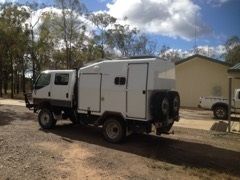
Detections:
0,104,240,180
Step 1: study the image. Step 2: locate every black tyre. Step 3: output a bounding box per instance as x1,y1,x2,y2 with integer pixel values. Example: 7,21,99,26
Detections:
213,105,228,120
168,91,180,117
69,110,79,124
103,118,126,143
150,92,170,120
156,122,174,135
38,109,56,129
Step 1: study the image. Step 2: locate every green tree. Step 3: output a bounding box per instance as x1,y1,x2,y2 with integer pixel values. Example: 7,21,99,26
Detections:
90,13,116,58
0,4,30,98
55,0,86,68
106,23,158,57
106,24,138,57
225,36,240,65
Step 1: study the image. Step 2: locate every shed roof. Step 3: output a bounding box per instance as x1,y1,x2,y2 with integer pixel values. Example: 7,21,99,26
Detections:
175,54,231,66
228,63,240,73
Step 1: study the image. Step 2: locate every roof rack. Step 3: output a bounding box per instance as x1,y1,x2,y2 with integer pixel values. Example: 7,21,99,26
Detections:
117,55,159,60
129,56,158,59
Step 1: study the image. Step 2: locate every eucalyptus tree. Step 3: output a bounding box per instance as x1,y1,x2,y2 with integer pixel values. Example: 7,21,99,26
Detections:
0,4,30,98
106,24,139,57
224,36,240,65
55,0,87,68
90,13,116,58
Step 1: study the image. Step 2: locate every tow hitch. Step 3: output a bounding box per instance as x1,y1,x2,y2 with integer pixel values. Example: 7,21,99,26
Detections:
24,93,34,110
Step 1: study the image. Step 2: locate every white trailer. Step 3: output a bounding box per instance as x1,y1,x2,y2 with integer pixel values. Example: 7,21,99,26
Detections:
25,57,180,143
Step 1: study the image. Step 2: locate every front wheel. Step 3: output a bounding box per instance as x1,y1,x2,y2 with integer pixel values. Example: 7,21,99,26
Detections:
38,109,56,129
213,106,228,120
103,118,126,143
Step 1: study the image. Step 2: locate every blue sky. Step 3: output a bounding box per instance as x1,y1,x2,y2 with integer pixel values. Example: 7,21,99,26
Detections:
11,0,240,53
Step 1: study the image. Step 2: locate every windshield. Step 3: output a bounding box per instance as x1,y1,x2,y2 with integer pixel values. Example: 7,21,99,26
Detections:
34,73,51,90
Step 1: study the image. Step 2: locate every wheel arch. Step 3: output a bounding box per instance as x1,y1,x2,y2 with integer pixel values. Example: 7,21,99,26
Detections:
98,111,126,125
211,102,228,110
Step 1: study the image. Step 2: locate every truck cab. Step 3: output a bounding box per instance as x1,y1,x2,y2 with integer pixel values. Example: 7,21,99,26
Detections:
33,70,76,108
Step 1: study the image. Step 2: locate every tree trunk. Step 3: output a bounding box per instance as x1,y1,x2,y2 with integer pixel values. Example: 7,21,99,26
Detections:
66,46,69,69
10,54,14,99
0,55,2,97
4,71,8,94
31,29,36,87
16,71,19,94
101,32,105,59
22,58,26,93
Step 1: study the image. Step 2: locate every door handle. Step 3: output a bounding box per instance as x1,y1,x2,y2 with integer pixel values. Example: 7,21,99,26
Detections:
48,92,51,97
142,90,146,94
66,93,69,98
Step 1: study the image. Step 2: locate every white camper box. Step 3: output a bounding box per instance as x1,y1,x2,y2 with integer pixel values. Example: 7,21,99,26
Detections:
25,57,180,143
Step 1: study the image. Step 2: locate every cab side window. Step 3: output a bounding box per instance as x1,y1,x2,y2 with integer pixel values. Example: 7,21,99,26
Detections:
54,73,69,85
35,73,51,89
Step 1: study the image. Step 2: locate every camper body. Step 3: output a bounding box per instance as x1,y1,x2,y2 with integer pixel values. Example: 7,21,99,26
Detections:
25,57,180,143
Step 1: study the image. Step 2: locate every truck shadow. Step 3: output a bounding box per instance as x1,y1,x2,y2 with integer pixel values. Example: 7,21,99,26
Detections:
48,123,240,177
0,106,36,126
0,108,17,126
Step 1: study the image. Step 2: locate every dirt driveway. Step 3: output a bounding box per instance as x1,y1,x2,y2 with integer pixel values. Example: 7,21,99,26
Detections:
0,103,240,179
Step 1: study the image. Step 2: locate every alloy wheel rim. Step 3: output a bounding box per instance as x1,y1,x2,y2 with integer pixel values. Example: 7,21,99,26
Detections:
40,112,50,125
106,122,120,139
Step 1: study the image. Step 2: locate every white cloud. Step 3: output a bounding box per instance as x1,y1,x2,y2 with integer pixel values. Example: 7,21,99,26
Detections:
0,0,15,3
106,0,212,40
206,0,230,7
160,45,226,60
24,6,94,34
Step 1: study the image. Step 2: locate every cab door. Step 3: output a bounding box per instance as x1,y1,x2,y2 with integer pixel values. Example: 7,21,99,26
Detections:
33,73,52,100
50,72,72,107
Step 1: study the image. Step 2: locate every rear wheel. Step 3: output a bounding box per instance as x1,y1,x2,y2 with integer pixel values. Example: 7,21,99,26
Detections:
69,110,79,124
103,118,126,143
38,109,56,129
213,106,228,120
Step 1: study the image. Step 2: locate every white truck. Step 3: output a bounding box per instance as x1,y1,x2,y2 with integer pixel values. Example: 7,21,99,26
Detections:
25,57,180,143
199,89,240,120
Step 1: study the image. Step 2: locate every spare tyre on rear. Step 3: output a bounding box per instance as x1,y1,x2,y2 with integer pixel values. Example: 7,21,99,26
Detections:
150,91,170,121
168,91,180,118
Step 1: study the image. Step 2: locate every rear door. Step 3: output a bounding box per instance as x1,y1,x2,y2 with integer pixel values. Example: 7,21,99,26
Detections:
127,63,148,119
51,73,72,107
79,74,102,112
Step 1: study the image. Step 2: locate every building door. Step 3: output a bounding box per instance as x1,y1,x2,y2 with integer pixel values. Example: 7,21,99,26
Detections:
127,63,148,119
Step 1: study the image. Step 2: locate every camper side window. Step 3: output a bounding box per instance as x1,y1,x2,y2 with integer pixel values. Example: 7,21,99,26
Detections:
114,77,126,85
54,73,69,85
